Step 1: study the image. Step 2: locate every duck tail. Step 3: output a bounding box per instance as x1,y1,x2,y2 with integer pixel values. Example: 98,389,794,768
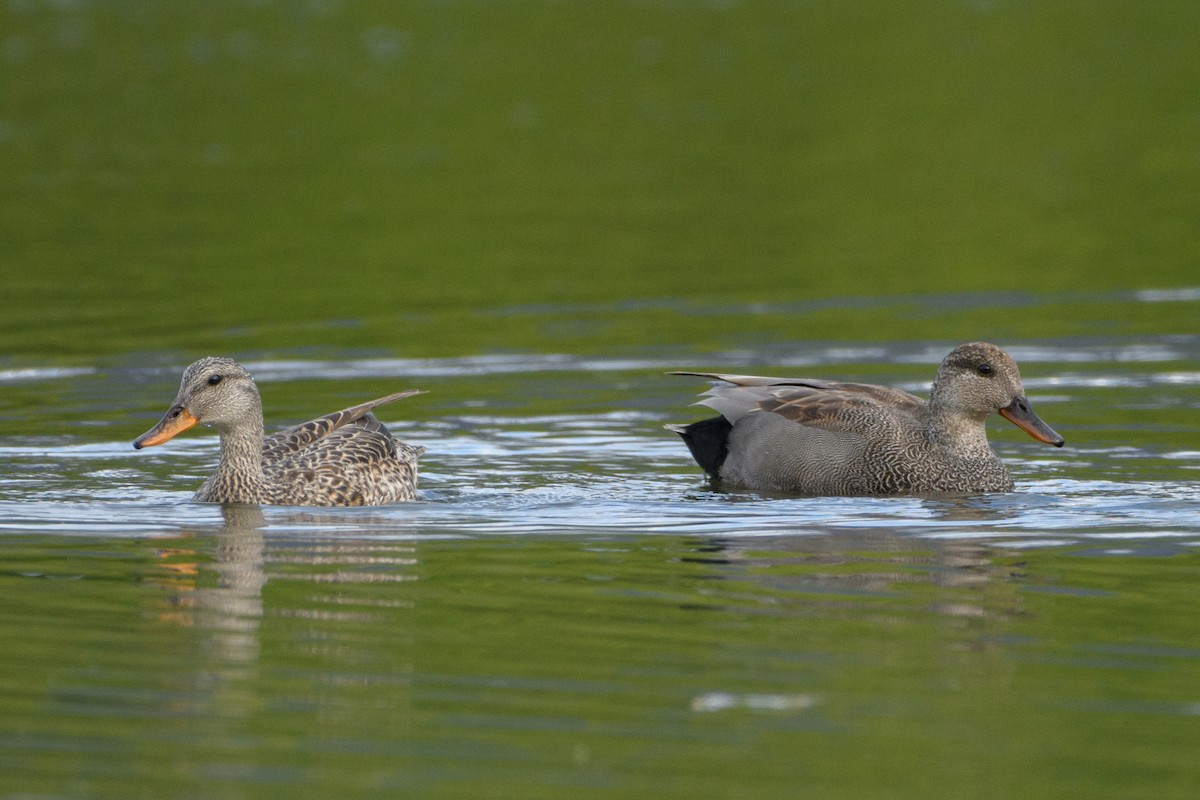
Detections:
664,416,732,479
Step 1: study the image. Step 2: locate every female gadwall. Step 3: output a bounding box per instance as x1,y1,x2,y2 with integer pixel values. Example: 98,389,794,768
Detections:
133,357,425,506
667,342,1064,496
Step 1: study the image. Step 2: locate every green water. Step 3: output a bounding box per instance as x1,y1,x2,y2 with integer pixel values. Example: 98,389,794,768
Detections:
3,2,1200,798
3,1,1198,357
2,528,1200,798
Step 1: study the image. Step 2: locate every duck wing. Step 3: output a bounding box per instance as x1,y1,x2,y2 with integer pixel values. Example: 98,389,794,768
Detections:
262,390,425,464
670,372,924,431
268,425,423,506
272,422,411,470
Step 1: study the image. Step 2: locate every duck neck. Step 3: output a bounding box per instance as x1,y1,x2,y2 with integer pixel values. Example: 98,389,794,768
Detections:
215,417,267,484
926,393,993,456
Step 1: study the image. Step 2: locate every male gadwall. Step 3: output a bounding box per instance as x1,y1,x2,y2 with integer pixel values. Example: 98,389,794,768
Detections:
667,342,1064,496
133,357,425,506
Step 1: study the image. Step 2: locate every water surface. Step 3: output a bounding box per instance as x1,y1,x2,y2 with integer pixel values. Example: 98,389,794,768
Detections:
3,0,1200,796
3,333,1199,798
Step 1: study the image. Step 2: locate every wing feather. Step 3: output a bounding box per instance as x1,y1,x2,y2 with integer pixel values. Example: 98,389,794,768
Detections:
262,390,424,462
673,371,925,433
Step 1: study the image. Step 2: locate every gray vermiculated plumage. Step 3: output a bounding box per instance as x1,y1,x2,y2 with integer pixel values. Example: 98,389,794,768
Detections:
667,342,1064,497
134,357,425,506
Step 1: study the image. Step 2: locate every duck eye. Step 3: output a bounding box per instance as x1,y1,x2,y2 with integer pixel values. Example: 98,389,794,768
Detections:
977,363,993,376
207,374,223,386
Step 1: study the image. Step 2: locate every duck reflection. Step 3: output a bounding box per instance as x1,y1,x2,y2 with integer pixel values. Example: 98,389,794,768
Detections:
151,505,420,654
681,528,1024,626
149,504,267,665
203,504,268,663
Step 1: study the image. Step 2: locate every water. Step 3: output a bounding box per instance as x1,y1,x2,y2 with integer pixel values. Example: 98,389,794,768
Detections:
4,334,1199,538
4,0,1200,796
2,334,1200,798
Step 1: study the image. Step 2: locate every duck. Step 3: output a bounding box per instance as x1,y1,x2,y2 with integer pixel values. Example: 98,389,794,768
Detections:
133,357,425,506
666,342,1064,496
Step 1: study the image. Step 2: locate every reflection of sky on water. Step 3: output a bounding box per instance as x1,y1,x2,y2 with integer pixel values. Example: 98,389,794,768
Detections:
0,333,1195,547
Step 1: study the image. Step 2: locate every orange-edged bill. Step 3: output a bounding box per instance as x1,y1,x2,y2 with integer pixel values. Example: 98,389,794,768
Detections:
133,406,199,449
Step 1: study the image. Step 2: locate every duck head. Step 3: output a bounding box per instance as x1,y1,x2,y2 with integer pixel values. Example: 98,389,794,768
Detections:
932,342,1064,447
133,357,262,449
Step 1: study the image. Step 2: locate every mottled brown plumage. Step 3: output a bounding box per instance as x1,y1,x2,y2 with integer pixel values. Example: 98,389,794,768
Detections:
134,357,424,506
667,342,1065,496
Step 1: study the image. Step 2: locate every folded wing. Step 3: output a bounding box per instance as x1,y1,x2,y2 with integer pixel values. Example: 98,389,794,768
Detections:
262,390,425,463
670,372,923,432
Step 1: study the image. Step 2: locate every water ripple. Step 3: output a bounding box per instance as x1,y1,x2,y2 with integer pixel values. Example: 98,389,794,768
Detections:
1,336,1197,547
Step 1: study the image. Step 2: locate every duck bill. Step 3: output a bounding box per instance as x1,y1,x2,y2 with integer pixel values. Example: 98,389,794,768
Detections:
999,397,1065,447
133,407,199,449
